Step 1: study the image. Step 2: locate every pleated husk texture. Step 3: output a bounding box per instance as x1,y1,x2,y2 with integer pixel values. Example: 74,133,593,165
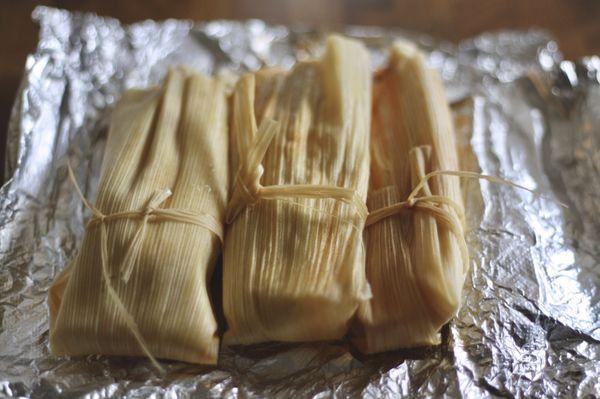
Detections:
352,41,468,354
223,35,372,345
49,67,229,365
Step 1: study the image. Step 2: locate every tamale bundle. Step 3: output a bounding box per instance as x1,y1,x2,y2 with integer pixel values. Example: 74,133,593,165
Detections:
223,35,372,345
352,41,468,353
49,67,228,366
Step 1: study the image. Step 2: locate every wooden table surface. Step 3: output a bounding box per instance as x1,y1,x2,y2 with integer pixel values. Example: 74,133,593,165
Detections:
2,0,599,181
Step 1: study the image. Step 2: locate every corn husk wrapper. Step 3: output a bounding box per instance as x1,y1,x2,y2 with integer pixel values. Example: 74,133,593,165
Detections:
48,68,229,365
352,41,468,354
223,35,372,345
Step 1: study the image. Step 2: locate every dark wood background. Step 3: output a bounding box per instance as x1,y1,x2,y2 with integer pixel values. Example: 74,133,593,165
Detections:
2,0,600,181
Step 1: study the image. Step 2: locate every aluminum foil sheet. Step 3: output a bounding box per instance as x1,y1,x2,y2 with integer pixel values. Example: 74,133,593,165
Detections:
1,6,599,398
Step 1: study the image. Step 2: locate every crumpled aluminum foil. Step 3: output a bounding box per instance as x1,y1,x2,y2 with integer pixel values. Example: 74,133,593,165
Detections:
1,6,598,398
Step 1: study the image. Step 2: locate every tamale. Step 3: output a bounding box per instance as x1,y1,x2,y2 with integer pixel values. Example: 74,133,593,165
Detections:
352,41,468,353
49,67,228,366
223,35,372,345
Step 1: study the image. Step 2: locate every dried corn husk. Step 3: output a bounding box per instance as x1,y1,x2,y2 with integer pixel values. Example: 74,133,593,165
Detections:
49,67,229,366
223,35,372,345
352,41,468,354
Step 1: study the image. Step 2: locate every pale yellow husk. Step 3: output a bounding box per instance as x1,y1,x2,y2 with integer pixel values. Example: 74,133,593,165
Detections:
49,67,229,365
222,35,372,345
352,41,468,353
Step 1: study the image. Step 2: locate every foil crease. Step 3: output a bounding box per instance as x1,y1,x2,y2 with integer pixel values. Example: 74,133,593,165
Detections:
1,6,599,398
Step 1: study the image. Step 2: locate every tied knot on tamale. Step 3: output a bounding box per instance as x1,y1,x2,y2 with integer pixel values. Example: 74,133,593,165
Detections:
234,161,264,206
226,118,276,222
68,165,224,283
225,83,368,225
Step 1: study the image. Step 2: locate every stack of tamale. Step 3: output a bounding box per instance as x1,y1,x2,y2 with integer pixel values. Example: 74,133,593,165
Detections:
49,67,229,365
352,41,468,353
48,35,471,365
222,35,372,345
